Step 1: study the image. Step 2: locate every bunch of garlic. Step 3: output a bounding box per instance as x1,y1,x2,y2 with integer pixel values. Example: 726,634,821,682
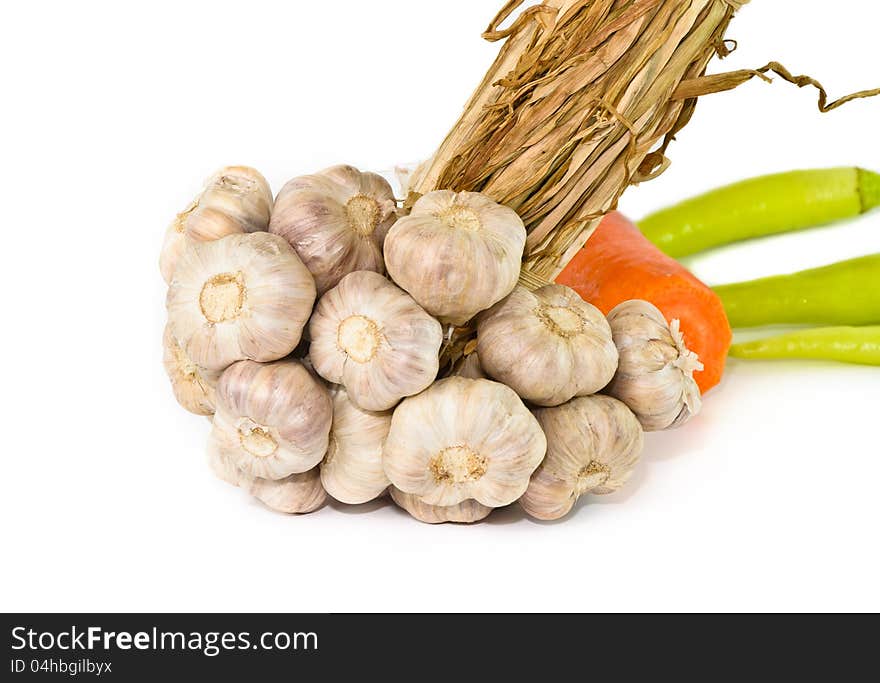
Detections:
270,165,398,295
477,284,618,406
309,270,442,411
521,395,644,521
167,232,316,371
604,300,703,431
384,190,526,325
160,164,710,524
160,166,273,284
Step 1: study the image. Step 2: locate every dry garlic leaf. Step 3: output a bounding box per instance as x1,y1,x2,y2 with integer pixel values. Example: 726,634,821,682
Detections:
384,190,526,325
389,487,492,525
384,377,546,508
269,165,398,295
210,359,332,480
477,284,618,406
521,395,644,521
162,324,221,416
167,232,316,371
309,271,442,411
605,300,703,431
160,166,273,284
320,387,392,505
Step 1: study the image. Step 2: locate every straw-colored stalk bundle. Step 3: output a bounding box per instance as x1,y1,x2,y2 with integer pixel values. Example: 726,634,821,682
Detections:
410,0,743,284
410,0,878,288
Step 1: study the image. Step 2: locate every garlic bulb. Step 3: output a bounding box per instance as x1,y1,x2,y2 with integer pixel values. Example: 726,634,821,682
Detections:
167,232,316,371
521,395,644,521
209,359,332,480
160,166,273,284
197,166,273,232
320,387,392,505
208,445,326,514
243,467,327,515
384,377,546,508
269,165,398,295
162,324,221,416
309,271,442,411
605,300,703,431
208,442,244,487
477,284,618,406
389,487,492,525
384,190,526,325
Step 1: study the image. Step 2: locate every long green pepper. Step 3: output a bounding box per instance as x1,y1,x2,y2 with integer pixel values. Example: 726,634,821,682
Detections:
730,327,880,366
713,254,880,328
638,168,880,257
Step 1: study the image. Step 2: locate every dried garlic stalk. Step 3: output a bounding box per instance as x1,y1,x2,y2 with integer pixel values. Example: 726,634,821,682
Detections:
412,0,877,288
412,0,749,282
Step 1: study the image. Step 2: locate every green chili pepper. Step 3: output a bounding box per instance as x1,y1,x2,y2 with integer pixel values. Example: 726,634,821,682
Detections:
713,254,880,328
638,168,880,257
730,326,880,366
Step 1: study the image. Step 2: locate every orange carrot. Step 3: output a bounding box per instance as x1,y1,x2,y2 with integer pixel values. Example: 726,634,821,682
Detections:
556,211,732,393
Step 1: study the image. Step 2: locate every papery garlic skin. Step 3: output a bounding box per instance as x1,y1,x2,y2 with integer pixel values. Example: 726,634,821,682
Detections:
389,487,492,525
208,445,326,514
167,232,316,371
162,324,221,416
521,395,643,521
309,271,442,411
384,377,546,508
269,165,398,295
384,191,526,325
605,300,703,431
160,166,273,284
210,359,332,480
320,387,392,505
477,285,618,406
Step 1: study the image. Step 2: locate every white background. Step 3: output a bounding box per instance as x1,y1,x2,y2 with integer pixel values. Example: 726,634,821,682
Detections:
2,1,878,613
